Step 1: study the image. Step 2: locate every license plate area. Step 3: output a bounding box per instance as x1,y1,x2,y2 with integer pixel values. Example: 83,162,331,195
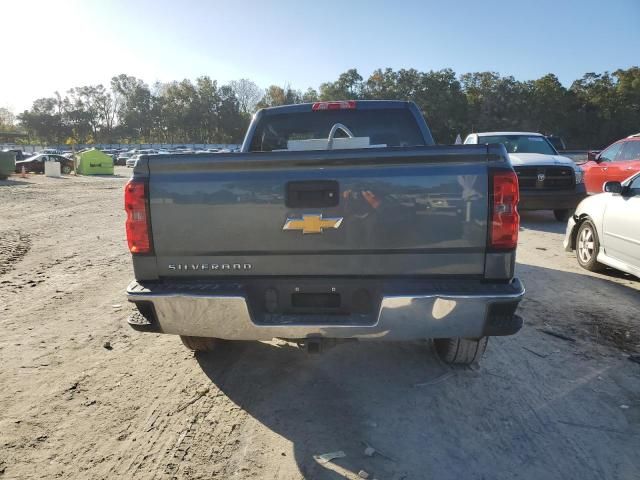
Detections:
291,292,341,309
245,279,381,322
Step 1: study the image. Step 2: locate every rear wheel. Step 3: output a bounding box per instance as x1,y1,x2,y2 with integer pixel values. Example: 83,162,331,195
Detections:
553,209,573,222
180,336,224,352
575,219,605,272
434,337,488,365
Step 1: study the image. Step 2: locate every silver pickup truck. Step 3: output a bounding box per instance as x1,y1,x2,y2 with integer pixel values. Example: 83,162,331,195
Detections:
125,100,524,365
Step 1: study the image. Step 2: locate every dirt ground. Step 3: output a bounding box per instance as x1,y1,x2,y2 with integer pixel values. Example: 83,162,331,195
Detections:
0,168,638,480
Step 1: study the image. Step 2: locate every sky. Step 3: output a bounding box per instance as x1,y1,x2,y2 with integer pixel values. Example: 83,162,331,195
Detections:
2,0,639,113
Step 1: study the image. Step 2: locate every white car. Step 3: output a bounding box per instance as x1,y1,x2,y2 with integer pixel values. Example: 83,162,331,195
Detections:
564,172,640,277
126,154,141,168
126,150,159,168
465,132,586,221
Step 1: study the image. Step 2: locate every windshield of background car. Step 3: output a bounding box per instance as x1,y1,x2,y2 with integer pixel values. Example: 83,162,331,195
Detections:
478,135,557,155
249,108,426,152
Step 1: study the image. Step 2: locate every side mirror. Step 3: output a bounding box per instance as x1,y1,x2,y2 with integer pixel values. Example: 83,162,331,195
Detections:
587,151,600,162
603,181,622,194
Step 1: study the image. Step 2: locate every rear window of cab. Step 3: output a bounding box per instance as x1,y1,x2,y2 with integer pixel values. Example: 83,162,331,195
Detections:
249,109,426,152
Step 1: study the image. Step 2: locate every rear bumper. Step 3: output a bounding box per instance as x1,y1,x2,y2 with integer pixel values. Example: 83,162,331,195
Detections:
126,278,525,341
519,184,587,210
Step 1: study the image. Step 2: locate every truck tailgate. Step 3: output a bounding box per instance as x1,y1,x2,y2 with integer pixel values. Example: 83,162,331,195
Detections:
144,147,490,277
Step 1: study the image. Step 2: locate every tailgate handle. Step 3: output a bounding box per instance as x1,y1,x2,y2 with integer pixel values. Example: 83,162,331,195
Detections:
286,180,339,208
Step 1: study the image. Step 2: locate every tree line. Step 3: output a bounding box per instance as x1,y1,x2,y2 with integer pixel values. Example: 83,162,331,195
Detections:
4,67,639,148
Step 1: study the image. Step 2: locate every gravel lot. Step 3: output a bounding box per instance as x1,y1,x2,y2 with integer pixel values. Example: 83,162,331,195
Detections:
1,168,638,480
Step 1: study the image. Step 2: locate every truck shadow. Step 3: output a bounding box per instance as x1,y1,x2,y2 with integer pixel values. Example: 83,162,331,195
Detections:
519,211,567,234
0,178,30,187
196,340,448,479
195,264,639,479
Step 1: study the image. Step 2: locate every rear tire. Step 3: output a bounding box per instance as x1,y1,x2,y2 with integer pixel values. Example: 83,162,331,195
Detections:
575,219,605,272
180,336,223,352
434,337,488,365
553,209,573,222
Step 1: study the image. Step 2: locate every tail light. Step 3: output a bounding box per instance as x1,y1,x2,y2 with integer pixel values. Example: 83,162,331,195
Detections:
124,178,152,254
312,100,356,111
490,170,520,250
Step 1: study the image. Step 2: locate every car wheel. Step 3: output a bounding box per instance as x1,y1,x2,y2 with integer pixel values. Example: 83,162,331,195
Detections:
434,337,488,365
180,335,224,352
575,219,605,272
553,209,573,222
61,164,72,174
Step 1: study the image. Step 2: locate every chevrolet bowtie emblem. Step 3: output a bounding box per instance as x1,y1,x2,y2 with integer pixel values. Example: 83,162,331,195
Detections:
283,214,343,234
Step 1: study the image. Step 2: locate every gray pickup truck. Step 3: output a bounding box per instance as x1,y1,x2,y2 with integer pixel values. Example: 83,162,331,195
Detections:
125,100,524,365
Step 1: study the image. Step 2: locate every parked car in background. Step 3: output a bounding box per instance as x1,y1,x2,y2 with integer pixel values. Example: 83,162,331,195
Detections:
137,149,158,156
557,150,598,165
2,149,29,161
546,135,567,151
117,151,134,165
125,151,159,167
582,133,640,194
100,149,119,160
465,132,586,221
564,172,640,277
15,153,74,174
126,154,142,168
118,149,158,165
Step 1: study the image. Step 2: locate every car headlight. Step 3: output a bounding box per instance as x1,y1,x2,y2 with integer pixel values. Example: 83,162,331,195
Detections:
575,167,584,184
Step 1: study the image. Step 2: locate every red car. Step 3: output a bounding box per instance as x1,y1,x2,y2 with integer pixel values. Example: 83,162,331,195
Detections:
583,133,640,193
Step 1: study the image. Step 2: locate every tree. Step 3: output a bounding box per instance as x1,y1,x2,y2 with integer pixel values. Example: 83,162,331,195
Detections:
217,85,246,143
365,68,400,99
363,68,467,142
301,88,319,103
18,96,69,144
111,74,153,141
461,72,530,133
66,85,115,142
13,66,640,149
256,85,301,108
229,79,262,114
0,107,16,131
319,68,363,100
570,72,621,148
412,69,467,143
613,67,640,139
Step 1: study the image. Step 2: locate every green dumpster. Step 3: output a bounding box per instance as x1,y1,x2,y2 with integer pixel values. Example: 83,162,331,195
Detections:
0,151,16,179
76,149,114,175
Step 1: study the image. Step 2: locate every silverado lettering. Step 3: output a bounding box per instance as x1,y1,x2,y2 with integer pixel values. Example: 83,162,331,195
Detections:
168,263,253,271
